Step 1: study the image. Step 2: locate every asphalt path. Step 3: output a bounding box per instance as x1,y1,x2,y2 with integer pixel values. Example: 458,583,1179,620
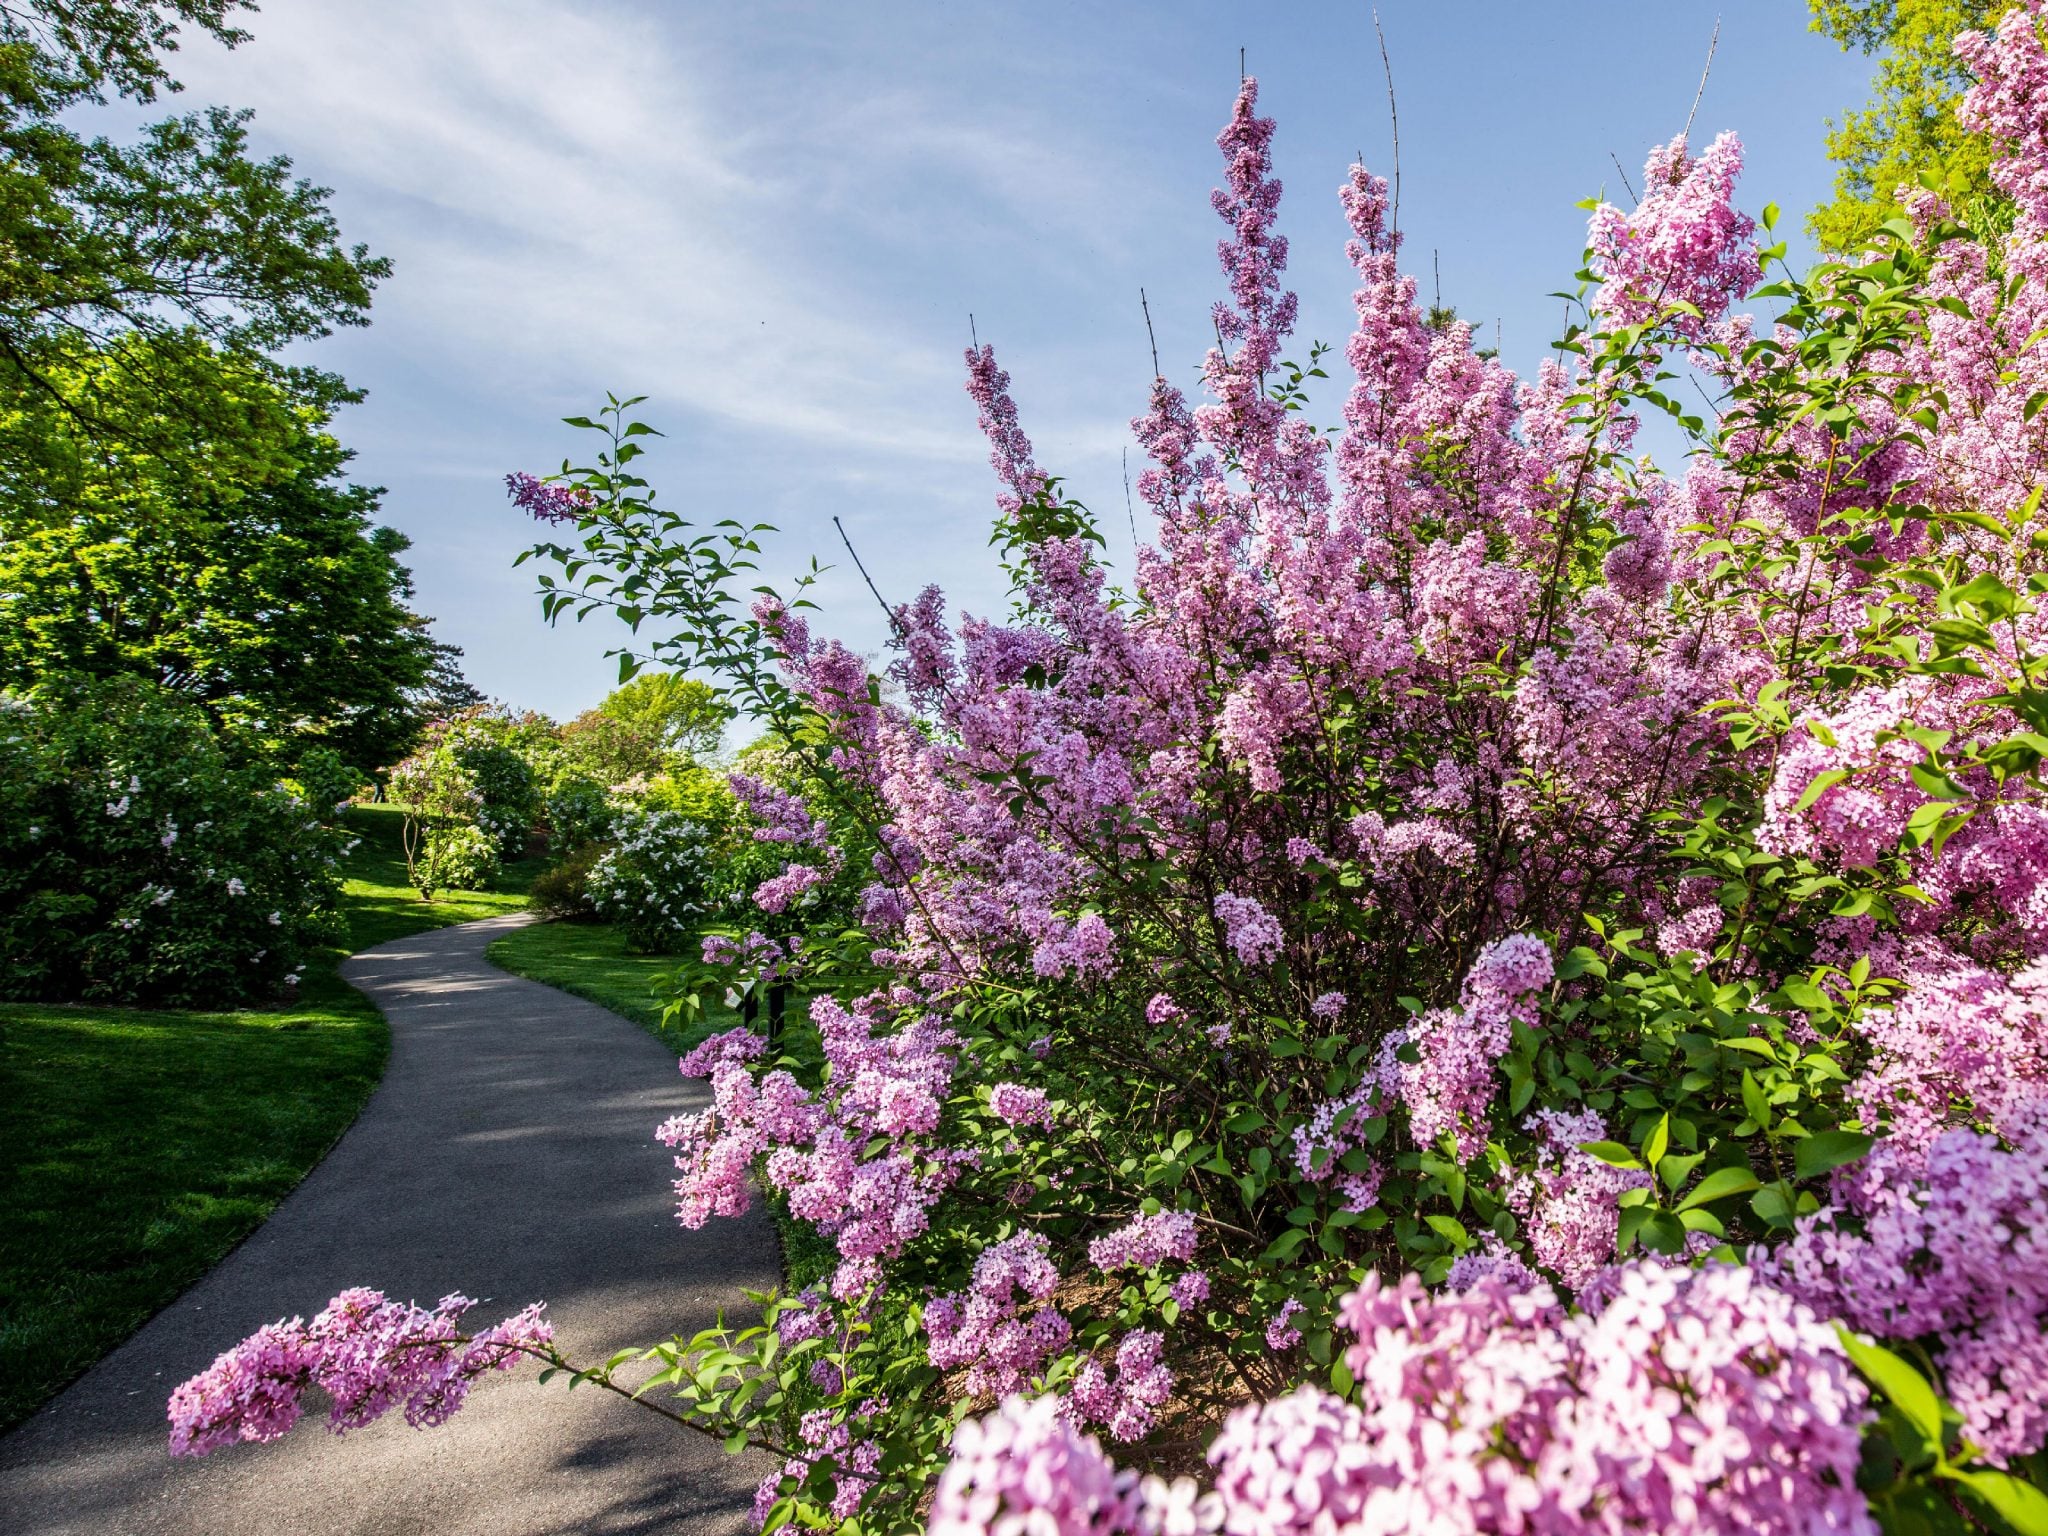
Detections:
0,914,778,1536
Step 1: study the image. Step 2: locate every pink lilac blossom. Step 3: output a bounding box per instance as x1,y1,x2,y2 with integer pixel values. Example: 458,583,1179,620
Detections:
989,1081,1054,1129
1768,895,2048,1465
1289,1078,1383,1206
1263,1299,1303,1352
753,860,828,915
662,994,968,1297
168,1289,551,1457
1212,893,1284,967
927,1394,1150,1536
1383,934,1553,1157
924,1233,1072,1397
1068,1329,1176,1443
1445,1236,1548,1298
1585,132,1760,336
1169,1271,1210,1310
504,471,595,524
1088,1211,1199,1272
1316,1262,1869,1534
1501,1108,1652,1291
945,1262,1870,1536
964,344,1049,518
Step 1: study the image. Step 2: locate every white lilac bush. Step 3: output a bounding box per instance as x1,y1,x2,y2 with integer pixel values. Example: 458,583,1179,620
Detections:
171,8,2048,1533
585,806,715,951
0,677,346,1006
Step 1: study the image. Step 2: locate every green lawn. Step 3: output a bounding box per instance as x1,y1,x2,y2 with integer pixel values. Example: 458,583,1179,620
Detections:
485,917,742,1053
340,802,546,948
0,803,544,1432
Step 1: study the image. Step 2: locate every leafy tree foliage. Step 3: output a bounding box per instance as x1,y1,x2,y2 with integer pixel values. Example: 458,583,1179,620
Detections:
0,2,444,775
0,406,438,773
0,674,348,1006
0,0,386,444
1809,0,2013,249
598,672,731,757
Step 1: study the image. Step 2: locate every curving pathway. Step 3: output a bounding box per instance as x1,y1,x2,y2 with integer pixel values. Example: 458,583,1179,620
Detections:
0,914,778,1536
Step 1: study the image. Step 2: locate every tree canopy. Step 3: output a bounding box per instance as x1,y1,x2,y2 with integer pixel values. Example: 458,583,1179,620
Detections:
595,672,730,759
0,0,470,773
1808,0,2013,250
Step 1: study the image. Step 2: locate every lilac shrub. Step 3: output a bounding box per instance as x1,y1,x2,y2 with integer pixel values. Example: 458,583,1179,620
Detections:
176,6,2048,1530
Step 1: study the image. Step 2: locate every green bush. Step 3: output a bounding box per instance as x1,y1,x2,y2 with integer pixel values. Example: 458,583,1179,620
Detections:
527,843,603,921
452,732,538,858
0,678,345,1006
409,821,498,896
542,775,615,850
585,808,713,950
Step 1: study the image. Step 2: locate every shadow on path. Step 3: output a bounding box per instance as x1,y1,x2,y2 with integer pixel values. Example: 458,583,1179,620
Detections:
0,914,776,1536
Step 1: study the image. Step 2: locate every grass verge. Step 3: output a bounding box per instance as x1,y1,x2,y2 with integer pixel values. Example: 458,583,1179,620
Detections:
0,803,544,1432
484,918,701,1048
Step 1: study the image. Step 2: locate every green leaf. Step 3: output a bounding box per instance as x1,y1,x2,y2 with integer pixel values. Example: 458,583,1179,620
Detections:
1578,1140,1645,1170
1948,1468,2048,1536
1642,1113,1670,1169
1942,507,2012,540
1677,1166,1762,1210
1838,1329,1944,1447
1638,1210,1687,1255
1952,572,2018,620
1658,1151,1705,1192
1795,1129,1874,1179
1262,1229,1310,1262
1777,975,1831,1012
1793,768,1851,814
1425,1214,1472,1250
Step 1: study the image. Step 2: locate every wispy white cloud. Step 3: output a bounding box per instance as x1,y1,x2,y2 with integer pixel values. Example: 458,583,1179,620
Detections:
179,0,1157,467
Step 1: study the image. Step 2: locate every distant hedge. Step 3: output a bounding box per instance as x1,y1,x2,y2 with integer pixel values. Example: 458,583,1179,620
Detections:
0,678,349,1007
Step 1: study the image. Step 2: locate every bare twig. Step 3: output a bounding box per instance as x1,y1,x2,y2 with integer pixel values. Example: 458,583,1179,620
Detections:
1372,7,1400,236
1608,151,1639,204
1140,286,1161,378
1433,248,1442,313
1681,17,1721,143
968,312,978,350
832,515,900,634
1123,446,1139,547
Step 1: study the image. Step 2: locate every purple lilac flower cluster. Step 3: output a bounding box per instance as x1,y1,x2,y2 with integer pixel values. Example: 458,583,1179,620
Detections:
1086,1210,1198,1272
923,1233,1071,1398
168,1288,550,1457
662,995,969,1299
504,471,594,525
938,1261,1871,1536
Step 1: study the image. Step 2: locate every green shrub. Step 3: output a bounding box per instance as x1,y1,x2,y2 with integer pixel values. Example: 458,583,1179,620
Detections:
0,678,345,1006
527,843,603,921
585,808,712,950
542,775,615,849
408,821,498,896
452,732,537,858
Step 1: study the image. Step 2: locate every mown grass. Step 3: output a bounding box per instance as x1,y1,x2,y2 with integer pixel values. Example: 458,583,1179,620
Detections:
485,918,703,1048
0,803,543,1432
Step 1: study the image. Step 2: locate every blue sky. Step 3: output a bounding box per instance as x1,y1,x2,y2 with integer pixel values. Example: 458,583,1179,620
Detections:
164,1,1876,721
